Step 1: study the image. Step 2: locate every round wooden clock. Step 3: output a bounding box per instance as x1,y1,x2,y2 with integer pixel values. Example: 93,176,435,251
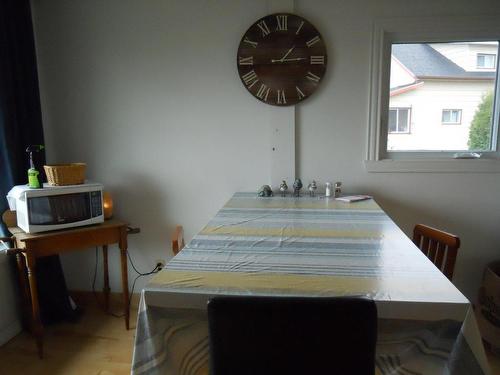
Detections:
237,13,327,106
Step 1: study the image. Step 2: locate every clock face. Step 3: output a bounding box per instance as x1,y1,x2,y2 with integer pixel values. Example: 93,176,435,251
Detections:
237,13,327,106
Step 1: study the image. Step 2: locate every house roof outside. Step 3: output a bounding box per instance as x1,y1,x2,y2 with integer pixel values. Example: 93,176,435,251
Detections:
392,43,496,80
389,81,424,97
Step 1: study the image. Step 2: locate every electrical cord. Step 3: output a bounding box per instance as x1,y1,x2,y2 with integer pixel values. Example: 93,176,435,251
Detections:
127,250,159,276
91,247,161,317
126,250,161,313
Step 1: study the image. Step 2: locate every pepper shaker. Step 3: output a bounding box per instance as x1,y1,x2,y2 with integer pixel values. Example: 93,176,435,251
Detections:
279,180,288,197
308,180,317,197
325,182,333,197
334,182,342,198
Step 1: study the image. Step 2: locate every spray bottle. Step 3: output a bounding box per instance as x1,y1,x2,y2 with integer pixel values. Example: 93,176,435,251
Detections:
26,145,45,188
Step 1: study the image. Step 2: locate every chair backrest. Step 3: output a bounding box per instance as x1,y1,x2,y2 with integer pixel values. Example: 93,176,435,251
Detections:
207,296,378,375
171,225,185,255
413,224,460,281
2,210,17,228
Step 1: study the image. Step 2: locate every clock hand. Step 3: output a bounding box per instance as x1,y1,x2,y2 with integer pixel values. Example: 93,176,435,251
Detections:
279,46,295,61
281,57,306,62
271,57,306,63
271,46,297,63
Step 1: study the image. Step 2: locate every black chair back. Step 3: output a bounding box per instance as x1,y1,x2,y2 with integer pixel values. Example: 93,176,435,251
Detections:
207,296,377,375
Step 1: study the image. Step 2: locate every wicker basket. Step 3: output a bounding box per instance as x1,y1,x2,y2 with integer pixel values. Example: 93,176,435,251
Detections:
44,163,86,186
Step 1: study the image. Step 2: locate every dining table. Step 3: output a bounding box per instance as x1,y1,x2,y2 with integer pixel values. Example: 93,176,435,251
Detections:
131,192,490,375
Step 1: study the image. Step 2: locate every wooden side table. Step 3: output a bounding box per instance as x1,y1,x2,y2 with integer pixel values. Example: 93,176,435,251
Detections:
7,219,132,358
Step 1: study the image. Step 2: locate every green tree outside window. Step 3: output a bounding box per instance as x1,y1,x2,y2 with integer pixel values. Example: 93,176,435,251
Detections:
468,91,494,150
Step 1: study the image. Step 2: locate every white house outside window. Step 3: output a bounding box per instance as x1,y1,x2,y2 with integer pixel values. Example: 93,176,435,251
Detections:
477,53,496,69
386,41,498,151
388,108,410,133
442,109,462,124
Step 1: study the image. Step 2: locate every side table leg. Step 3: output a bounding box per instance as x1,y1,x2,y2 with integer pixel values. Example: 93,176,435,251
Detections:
119,227,130,330
102,245,110,312
26,253,44,358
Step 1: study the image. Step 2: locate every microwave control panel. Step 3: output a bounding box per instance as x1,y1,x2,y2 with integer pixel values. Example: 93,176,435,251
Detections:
90,190,103,217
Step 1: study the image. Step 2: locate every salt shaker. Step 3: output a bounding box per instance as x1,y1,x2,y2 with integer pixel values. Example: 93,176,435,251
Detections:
334,182,342,198
325,182,333,197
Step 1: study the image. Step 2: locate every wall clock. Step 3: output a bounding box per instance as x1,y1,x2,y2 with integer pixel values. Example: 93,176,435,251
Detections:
237,13,327,106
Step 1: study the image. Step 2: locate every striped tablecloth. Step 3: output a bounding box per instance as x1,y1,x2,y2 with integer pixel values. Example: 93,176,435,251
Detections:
132,193,490,375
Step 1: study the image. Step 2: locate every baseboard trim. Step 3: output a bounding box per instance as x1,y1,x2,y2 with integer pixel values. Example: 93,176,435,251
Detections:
0,319,22,347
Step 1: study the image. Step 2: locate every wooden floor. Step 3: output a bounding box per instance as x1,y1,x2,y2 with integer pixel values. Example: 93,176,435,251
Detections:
0,294,137,375
1,295,499,375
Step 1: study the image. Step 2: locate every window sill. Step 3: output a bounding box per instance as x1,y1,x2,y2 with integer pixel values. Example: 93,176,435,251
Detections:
364,158,500,173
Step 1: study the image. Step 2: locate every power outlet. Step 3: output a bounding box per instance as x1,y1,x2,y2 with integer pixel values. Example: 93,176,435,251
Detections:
155,259,166,270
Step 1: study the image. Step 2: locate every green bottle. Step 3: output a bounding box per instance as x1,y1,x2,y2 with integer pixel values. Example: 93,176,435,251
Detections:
28,168,40,188
26,145,45,189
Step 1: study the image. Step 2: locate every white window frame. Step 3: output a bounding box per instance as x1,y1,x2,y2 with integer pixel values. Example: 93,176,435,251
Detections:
477,53,496,69
442,109,462,125
366,15,500,173
388,107,411,133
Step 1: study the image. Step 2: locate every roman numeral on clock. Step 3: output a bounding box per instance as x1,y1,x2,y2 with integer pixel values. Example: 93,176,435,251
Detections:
243,37,258,48
276,15,288,31
306,36,320,47
257,20,271,37
238,56,253,65
256,84,270,101
306,71,320,83
310,55,325,65
242,70,259,88
296,86,305,100
277,89,286,104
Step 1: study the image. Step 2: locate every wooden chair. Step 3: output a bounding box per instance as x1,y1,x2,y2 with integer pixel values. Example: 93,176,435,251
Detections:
171,225,185,256
1,210,20,250
2,209,17,228
207,296,377,375
413,224,460,281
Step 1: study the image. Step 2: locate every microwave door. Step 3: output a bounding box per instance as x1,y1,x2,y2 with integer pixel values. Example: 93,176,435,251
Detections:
27,196,53,225
52,193,90,223
28,193,91,225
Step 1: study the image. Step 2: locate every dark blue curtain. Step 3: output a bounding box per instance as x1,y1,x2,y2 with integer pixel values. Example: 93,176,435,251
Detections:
0,0,45,235
0,0,78,325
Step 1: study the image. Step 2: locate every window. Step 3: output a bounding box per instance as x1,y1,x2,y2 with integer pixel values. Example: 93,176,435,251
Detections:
387,41,498,151
388,108,410,133
477,53,496,69
367,16,500,171
442,109,462,124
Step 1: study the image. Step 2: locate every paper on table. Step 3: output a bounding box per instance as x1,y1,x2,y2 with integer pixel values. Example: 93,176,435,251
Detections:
335,195,372,202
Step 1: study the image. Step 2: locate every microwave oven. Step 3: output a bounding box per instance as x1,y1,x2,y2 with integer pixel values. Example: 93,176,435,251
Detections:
7,182,104,233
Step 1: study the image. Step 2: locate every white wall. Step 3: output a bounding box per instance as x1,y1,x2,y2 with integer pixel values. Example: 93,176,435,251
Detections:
30,0,500,301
